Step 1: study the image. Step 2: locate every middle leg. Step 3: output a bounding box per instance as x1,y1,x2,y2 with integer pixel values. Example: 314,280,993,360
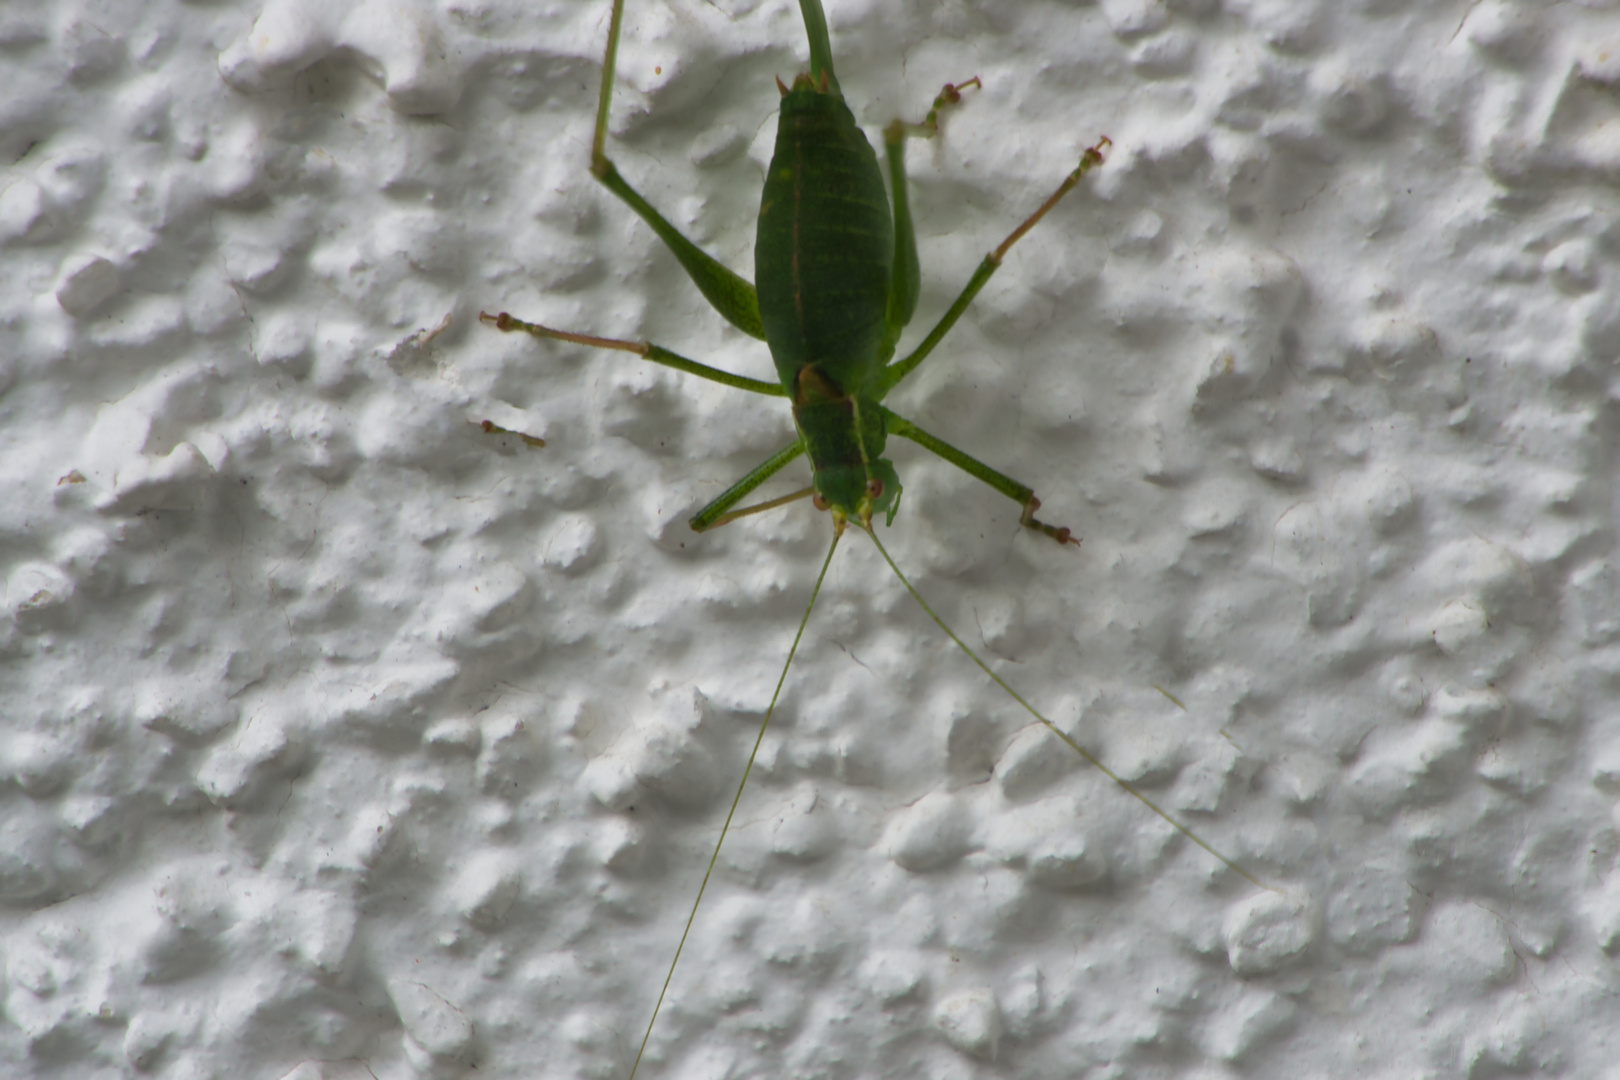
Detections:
878,135,1111,396
480,311,784,397
880,78,984,343
881,407,1080,546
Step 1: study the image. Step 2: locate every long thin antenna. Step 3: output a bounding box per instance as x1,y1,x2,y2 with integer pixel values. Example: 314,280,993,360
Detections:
626,528,844,1080
863,527,1269,892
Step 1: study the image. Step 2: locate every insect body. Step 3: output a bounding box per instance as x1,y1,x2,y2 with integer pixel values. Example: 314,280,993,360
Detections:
482,1,1260,1074
487,0,1099,544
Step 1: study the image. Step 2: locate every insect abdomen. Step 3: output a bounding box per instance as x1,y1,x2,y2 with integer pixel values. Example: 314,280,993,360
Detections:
755,83,894,396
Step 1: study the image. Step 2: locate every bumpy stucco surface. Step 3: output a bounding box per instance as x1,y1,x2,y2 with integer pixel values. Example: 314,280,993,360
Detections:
3,1,1620,1077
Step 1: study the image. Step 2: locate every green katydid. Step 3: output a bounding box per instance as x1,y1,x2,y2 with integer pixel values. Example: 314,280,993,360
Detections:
481,0,1265,1073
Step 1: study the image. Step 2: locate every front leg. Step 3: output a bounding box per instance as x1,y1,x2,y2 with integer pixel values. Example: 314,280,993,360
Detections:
881,408,1080,547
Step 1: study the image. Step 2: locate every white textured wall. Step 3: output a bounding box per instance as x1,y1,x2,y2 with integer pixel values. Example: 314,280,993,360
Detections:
3,0,1619,1077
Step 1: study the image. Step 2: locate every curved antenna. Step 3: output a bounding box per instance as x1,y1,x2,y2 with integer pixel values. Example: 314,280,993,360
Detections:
626,527,844,1080
863,526,1270,892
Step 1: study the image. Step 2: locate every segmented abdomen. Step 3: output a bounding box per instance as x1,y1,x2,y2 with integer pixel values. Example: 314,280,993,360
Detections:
755,86,894,396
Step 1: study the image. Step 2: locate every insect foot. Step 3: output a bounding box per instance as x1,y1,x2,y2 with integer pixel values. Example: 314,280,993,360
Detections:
1022,496,1082,547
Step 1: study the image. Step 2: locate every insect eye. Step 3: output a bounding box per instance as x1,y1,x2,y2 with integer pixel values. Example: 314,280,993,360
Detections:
865,478,884,498
812,493,829,511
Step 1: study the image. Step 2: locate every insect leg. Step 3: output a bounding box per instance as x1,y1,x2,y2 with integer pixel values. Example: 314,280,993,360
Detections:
877,136,1111,397
688,442,811,532
880,78,982,341
795,0,840,94
880,407,1080,546
590,0,765,340
479,312,783,397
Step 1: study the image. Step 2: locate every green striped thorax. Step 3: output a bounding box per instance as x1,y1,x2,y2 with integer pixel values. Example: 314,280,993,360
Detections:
756,71,902,527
